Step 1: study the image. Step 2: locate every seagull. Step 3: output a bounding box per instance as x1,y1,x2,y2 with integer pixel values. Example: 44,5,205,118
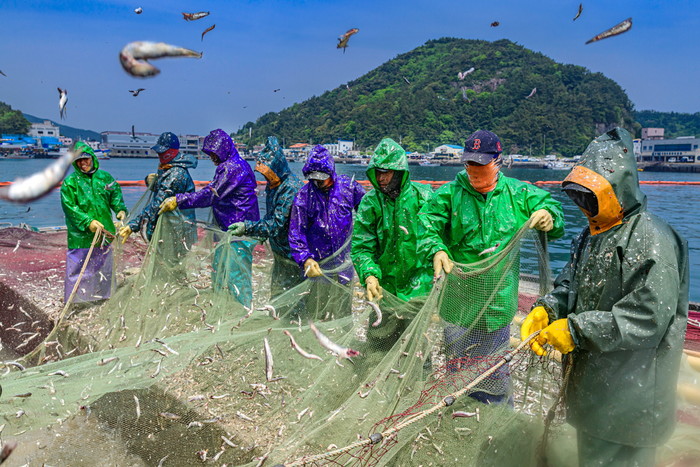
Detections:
0,70,6,77
273,89,281,92
57,87,68,119
134,7,143,14
129,88,145,96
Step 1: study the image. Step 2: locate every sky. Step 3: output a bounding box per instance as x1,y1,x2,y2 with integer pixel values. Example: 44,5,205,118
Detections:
1,0,698,138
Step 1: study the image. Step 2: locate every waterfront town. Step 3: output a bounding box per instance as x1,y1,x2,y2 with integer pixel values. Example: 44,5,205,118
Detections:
2,119,700,170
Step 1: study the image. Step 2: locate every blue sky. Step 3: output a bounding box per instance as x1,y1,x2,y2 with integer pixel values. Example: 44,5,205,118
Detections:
1,0,698,138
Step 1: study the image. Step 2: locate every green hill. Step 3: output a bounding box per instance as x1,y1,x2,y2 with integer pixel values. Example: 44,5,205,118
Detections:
23,113,102,141
633,110,700,138
234,38,637,156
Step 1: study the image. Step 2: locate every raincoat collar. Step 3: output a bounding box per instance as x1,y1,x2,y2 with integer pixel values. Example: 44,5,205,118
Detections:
563,127,646,235
168,151,198,169
367,138,410,193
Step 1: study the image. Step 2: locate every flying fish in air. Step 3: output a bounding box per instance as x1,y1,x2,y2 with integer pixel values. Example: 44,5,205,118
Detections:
134,7,143,14
573,3,583,21
201,24,215,41
129,88,145,96
337,28,359,53
57,87,68,119
585,18,632,44
526,87,537,98
403,77,410,84
0,70,7,77
119,41,202,78
182,11,209,21
490,21,500,27
458,67,475,80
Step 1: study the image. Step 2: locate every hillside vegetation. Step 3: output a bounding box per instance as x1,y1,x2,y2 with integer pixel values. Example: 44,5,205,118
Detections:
234,38,637,155
633,110,700,139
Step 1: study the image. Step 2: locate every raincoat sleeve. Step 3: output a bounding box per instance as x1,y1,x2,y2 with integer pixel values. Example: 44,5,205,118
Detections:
107,174,127,216
567,226,682,353
351,193,382,285
60,181,92,232
130,168,187,233
288,191,311,267
416,183,453,260
352,180,366,209
177,165,227,209
244,185,295,239
523,184,565,240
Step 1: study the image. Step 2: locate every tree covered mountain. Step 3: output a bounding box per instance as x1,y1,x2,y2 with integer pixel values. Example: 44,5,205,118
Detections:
0,102,31,134
633,110,700,139
233,38,638,156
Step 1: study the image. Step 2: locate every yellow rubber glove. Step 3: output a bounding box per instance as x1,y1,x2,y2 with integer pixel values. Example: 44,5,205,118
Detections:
145,173,157,187
433,251,454,278
521,306,550,356
118,225,132,244
116,211,127,221
365,275,383,301
304,258,322,278
88,219,104,233
529,209,553,232
158,196,178,215
537,319,575,354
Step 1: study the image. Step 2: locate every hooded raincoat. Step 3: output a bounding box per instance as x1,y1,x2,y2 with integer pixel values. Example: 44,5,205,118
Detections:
535,128,689,447
417,169,564,330
351,138,433,301
176,129,259,307
128,152,197,242
60,142,127,302
245,136,304,296
288,145,365,283
176,129,259,229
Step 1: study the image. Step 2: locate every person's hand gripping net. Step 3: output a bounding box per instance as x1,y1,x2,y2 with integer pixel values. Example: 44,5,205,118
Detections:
365,275,383,301
520,306,550,356
304,258,322,278
529,209,553,232
432,250,453,279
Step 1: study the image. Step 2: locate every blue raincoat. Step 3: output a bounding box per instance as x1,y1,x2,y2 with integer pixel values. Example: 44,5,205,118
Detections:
245,136,304,297
128,151,197,242
176,129,260,307
288,145,365,284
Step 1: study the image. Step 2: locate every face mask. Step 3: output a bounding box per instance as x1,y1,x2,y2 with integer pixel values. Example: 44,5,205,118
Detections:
255,162,281,189
312,177,333,192
466,160,499,193
159,148,179,165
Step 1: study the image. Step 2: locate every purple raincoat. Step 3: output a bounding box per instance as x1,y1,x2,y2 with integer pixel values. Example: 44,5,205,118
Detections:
288,145,365,282
176,129,259,229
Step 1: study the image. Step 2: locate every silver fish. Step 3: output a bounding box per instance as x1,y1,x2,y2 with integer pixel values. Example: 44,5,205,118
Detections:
365,300,383,327
182,11,209,21
458,67,475,80
309,322,361,360
57,87,67,119
0,143,83,203
263,337,274,381
119,41,202,78
478,242,501,256
585,17,632,45
573,3,583,21
526,87,537,99
134,7,143,14
283,330,323,361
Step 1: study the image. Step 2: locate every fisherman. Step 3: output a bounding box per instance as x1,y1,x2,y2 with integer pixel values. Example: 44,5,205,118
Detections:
159,129,259,307
228,136,304,298
60,141,127,304
521,128,688,467
418,129,564,403
288,144,365,316
118,132,197,256
351,138,433,348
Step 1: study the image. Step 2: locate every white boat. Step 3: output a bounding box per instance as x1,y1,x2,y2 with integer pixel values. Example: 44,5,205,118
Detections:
419,160,440,167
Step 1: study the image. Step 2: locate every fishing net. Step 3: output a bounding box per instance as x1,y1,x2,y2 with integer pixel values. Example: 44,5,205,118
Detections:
1,202,699,466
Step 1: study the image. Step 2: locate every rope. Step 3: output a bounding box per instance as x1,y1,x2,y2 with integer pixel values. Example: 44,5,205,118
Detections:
283,332,540,466
21,227,105,364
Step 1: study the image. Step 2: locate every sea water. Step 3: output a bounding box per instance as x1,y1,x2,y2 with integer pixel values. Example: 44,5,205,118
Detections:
2,158,699,300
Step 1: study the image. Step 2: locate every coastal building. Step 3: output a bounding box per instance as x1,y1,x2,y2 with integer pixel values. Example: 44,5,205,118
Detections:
101,131,202,158
28,120,59,139
432,144,463,162
323,140,354,156
642,128,664,140
639,136,700,163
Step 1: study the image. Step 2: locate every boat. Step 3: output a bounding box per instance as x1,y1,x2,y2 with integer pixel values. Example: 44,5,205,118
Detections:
419,160,440,167
544,160,573,170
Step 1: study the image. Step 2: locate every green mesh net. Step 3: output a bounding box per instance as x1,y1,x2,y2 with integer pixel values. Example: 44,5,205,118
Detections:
2,202,699,466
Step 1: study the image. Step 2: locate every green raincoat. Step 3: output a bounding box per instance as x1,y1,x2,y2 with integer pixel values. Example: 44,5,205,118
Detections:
536,128,689,447
60,143,127,249
351,138,433,301
418,170,564,330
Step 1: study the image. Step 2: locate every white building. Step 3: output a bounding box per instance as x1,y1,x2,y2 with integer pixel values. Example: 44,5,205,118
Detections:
638,136,700,163
433,144,463,157
101,131,203,158
28,120,60,139
322,140,354,156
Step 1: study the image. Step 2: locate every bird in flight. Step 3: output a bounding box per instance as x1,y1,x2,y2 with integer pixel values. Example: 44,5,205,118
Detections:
57,88,68,119
337,28,359,53
129,88,145,96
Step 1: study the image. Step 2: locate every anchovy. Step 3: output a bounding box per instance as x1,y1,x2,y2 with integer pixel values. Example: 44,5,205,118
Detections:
526,88,537,99
478,243,501,256
119,41,202,78
48,370,68,377
309,322,361,360
97,356,119,366
364,300,383,327
573,3,583,21
398,225,409,235
283,330,323,361
159,412,181,420
134,395,141,419
182,11,209,21
585,17,632,45
458,67,475,80
3,361,26,371
0,144,83,203
263,338,274,381
134,7,142,14
452,411,477,418
57,87,67,119
258,305,278,320
201,24,215,41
